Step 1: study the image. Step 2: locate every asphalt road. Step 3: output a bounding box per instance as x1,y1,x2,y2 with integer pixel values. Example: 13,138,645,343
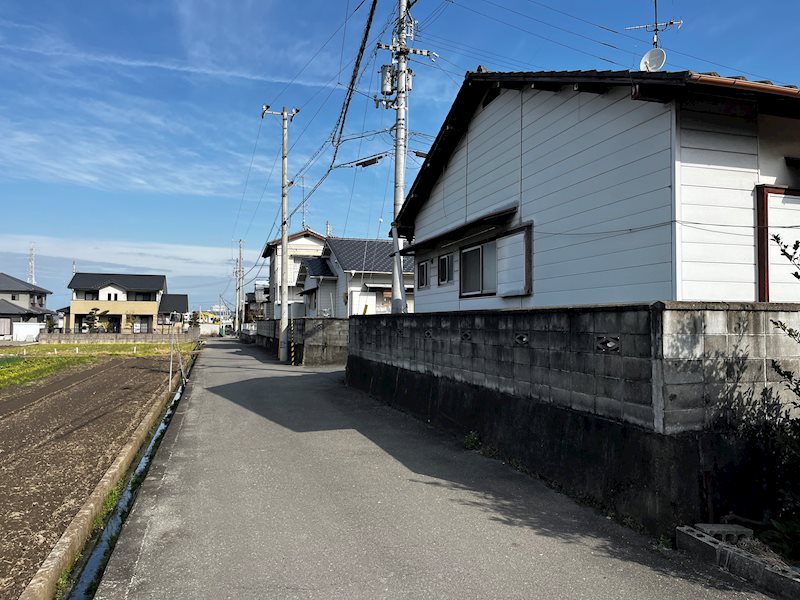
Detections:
95,340,766,599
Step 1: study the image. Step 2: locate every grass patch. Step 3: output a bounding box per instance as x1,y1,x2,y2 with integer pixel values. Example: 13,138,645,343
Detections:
2,342,195,358
92,480,123,532
53,552,81,600
0,355,96,390
464,430,481,450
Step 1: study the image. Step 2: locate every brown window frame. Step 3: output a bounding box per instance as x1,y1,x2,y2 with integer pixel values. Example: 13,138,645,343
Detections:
755,185,800,302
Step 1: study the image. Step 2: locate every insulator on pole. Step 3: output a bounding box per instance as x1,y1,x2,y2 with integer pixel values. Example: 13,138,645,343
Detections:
405,69,413,92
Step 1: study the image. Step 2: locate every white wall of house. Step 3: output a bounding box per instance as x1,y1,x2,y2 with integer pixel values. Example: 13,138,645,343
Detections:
99,285,127,301
267,237,325,319
413,87,675,312
677,101,760,301
677,108,800,301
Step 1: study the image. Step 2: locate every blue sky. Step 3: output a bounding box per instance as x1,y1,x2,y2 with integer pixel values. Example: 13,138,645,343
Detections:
1,0,798,309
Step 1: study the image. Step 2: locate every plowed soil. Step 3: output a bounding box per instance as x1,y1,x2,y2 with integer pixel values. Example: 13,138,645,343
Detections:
0,356,173,599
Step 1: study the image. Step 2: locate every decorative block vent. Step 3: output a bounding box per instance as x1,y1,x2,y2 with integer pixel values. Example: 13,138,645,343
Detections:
514,333,529,346
424,329,432,339
461,331,472,341
595,336,620,353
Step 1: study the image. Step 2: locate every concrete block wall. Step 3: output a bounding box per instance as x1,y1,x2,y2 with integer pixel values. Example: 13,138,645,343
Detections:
658,302,800,433
349,302,800,434
350,305,658,429
255,318,348,365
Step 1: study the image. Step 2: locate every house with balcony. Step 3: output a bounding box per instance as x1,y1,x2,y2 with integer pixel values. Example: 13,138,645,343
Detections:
68,273,187,333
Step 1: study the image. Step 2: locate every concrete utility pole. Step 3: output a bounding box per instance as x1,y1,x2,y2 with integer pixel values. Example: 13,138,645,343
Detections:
236,239,243,333
262,104,299,362
377,0,430,313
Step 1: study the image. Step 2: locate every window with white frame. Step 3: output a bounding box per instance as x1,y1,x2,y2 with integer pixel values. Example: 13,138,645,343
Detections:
460,240,497,296
438,253,454,285
417,260,430,289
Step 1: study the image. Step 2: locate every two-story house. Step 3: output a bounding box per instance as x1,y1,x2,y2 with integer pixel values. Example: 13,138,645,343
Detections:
68,273,187,333
261,228,326,319
0,273,53,339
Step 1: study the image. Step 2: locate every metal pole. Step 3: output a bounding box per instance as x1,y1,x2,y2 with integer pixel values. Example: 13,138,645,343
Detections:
279,107,290,362
391,0,409,314
168,323,173,388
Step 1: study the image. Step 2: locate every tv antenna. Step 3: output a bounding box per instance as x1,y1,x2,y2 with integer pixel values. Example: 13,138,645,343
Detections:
626,0,683,49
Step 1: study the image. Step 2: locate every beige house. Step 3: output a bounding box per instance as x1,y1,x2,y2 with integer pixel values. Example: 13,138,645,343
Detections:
68,273,187,333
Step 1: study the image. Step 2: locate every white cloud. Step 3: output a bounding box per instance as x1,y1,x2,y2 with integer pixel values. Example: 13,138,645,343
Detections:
0,234,259,278
0,42,331,88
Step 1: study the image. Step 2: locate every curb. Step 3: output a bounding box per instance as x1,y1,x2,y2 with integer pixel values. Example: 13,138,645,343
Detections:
19,369,185,600
676,525,800,600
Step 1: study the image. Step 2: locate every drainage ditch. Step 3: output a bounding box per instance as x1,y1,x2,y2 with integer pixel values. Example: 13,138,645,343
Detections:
63,354,197,599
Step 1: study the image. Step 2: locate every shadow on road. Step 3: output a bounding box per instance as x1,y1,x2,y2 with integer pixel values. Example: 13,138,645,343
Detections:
203,340,756,595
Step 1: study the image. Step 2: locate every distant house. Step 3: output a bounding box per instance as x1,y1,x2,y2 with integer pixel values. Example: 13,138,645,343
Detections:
156,294,189,331
261,228,326,319
297,238,414,317
0,273,53,339
68,273,188,333
396,70,800,312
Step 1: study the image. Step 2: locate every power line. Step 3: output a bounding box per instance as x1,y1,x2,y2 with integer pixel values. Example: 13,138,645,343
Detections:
425,33,537,70
231,116,265,238
242,143,282,240
288,0,381,220
518,0,787,83
232,0,375,245
448,1,630,68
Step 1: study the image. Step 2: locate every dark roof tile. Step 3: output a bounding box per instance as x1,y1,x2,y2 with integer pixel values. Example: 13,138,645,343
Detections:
0,273,52,294
68,273,167,292
301,257,336,278
326,238,413,274
158,294,188,314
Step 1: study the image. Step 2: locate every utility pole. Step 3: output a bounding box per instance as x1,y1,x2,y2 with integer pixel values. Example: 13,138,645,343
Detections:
262,104,299,361
377,0,431,313
236,239,243,333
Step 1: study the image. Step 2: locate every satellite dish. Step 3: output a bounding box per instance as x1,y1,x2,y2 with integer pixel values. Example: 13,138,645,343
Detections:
640,47,667,72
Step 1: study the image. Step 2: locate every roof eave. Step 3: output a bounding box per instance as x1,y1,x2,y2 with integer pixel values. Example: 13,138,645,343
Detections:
397,69,800,239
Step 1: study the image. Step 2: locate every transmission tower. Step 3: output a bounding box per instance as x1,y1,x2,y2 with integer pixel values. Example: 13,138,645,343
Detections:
27,244,36,285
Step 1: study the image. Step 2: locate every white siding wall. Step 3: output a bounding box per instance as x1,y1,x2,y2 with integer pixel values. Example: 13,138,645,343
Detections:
678,103,760,301
268,237,325,317
677,109,800,301
99,285,127,301
413,87,675,312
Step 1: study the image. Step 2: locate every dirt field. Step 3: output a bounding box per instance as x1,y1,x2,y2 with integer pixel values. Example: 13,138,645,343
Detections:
0,355,176,599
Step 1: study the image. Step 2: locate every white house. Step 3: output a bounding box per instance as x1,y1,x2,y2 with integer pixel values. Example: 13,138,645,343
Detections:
298,238,415,317
396,70,800,312
261,228,326,319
